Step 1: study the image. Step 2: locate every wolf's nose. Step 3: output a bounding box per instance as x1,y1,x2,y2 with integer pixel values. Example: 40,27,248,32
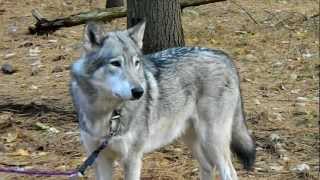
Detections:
131,87,144,100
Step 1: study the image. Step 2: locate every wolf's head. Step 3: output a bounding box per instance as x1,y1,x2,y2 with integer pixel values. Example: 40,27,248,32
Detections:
71,21,146,101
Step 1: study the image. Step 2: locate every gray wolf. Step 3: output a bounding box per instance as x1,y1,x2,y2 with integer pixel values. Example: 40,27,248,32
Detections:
70,21,255,180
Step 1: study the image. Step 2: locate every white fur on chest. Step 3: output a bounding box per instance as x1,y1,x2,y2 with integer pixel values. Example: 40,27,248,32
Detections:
143,103,194,153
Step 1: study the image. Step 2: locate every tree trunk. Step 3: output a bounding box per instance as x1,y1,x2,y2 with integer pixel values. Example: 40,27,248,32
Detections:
127,0,185,53
106,0,124,8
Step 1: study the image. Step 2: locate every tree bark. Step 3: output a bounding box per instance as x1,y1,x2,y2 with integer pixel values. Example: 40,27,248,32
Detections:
106,0,124,8
127,0,184,53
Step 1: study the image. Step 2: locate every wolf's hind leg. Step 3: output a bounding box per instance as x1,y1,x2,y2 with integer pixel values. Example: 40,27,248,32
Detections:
196,98,238,180
201,141,237,180
197,124,237,180
182,126,214,180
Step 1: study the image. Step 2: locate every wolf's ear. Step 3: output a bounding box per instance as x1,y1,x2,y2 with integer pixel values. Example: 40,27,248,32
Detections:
127,20,146,49
83,22,105,52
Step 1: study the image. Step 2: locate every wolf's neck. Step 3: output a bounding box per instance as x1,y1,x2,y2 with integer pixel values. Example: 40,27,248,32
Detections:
73,81,122,137
80,99,122,138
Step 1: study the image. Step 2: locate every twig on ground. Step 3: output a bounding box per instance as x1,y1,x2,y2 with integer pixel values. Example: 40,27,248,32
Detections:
230,0,259,25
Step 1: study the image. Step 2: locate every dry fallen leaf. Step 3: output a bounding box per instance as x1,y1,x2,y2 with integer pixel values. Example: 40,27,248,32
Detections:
5,132,18,143
35,122,60,133
15,149,30,156
210,38,216,44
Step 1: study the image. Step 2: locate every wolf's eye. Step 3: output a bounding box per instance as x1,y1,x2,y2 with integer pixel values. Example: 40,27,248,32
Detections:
110,61,121,67
133,56,140,67
135,60,140,67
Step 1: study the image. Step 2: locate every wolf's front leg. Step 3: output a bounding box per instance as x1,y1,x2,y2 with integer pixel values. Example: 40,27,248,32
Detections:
108,134,144,180
95,153,114,180
81,132,115,180
123,153,143,180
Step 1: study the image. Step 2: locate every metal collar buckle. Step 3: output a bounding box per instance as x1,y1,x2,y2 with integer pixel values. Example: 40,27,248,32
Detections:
108,110,121,137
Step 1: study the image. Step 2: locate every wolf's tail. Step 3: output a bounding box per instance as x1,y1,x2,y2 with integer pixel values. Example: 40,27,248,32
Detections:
231,99,256,170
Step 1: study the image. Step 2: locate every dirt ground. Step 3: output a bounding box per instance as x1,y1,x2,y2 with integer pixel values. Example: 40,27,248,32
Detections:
0,0,319,179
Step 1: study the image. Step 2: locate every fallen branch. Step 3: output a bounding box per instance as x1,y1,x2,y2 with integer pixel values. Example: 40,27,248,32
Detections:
181,0,226,8
29,7,126,35
29,0,226,35
0,95,75,117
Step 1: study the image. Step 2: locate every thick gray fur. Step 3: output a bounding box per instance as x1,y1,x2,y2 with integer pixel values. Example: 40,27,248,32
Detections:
70,21,255,180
